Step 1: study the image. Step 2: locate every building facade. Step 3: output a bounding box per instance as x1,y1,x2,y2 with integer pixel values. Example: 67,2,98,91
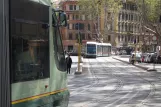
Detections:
100,1,142,53
59,0,97,52
117,1,141,48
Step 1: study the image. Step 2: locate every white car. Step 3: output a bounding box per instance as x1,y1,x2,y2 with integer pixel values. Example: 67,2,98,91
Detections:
129,53,142,63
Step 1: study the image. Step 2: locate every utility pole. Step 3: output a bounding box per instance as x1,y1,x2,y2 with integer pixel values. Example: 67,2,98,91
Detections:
75,23,82,74
134,35,137,64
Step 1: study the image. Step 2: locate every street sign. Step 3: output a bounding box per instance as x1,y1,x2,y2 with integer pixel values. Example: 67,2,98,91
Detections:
152,41,157,44
152,36,157,41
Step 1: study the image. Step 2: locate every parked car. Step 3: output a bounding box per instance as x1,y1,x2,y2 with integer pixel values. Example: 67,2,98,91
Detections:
156,55,161,64
150,53,157,63
141,53,149,63
144,53,153,63
129,52,142,63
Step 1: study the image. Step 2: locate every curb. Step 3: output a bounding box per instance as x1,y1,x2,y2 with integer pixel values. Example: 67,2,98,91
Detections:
112,57,148,70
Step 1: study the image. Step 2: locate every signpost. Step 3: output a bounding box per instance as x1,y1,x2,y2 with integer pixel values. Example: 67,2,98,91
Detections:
147,38,157,71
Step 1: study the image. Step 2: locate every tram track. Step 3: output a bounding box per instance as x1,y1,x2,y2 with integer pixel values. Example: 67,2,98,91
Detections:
103,58,158,107
69,57,161,107
80,58,125,107
69,59,99,97
95,58,141,107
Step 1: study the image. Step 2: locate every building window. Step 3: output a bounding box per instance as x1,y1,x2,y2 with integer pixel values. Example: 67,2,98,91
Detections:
82,15,85,20
76,33,78,40
128,35,130,41
118,24,120,32
74,5,76,10
131,14,133,21
122,24,124,32
69,33,73,40
73,14,75,20
76,5,79,10
69,5,73,10
119,13,121,21
79,23,84,30
81,33,85,40
129,14,131,20
108,35,111,41
75,14,79,20
79,5,82,10
72,24,75,29
88,24,90,31
125,24,127,32
67,14,70,20
88,34,91,40
126,14,128,20
122,13,124,20
123,3,126,9
118,35,120,42
125,36,127,42
137,36,139,42
122,35,124,41
110,24,113,31
68,45,73,51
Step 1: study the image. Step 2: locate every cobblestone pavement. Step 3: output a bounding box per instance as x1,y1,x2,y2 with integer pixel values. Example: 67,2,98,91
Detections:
68,57,161,107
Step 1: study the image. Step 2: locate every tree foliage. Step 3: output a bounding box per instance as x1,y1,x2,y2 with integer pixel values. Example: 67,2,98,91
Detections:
78,0,122,20
77,0,122,41
136,0,161,23
136,0,161,52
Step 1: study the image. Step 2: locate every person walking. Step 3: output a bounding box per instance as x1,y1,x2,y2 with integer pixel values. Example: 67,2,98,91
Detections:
131,54,135,65
66,54,72,74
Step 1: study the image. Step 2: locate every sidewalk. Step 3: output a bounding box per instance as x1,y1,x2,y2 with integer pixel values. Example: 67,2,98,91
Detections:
113,56,161,72
70,56,84,74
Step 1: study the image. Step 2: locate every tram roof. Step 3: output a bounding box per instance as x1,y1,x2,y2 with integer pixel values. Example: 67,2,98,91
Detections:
86,42,112,46
86,41,98,44
97,43,112,46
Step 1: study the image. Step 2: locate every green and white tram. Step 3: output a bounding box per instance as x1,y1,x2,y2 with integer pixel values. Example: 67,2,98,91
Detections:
0,0,69,107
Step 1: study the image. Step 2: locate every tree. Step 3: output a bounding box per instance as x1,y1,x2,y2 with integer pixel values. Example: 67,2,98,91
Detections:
136,0,161,52
77,0,122,42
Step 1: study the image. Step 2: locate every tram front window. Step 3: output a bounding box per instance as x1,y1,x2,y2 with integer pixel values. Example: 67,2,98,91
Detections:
11,23,49,83
10,0,50,83
87,44,96,54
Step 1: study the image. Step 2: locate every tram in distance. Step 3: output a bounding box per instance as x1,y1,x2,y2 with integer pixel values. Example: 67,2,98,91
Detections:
0,0,69,107
84,42,112,58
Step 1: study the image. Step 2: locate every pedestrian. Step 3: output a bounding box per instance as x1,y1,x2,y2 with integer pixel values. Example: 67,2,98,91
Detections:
64,50,66,55
66,54,72,74
131,54,135,65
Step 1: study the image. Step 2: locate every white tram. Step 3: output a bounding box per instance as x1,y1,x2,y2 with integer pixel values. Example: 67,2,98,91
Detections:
97,43,112,57
84,42,112,58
